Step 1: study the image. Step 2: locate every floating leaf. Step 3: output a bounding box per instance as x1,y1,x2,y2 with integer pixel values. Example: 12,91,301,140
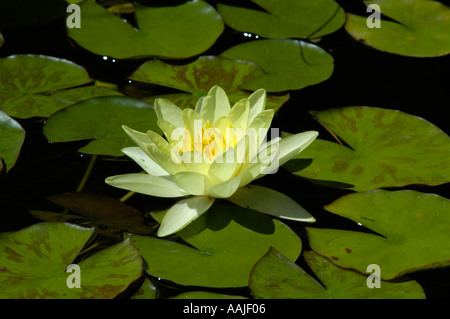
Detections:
67,0,224,59
0,109,25,172
218,0,345,39
0,222,143,298
221,39,334,92
0,55,98,118
43,96,160,156
129,55,290,112
307,190,450,280
131,278,158,299
46,192,153,235
129,201,302,288
345,0,450,57
249,248,425,299
29,210,84,223
49,84,123,104
287,106,450,191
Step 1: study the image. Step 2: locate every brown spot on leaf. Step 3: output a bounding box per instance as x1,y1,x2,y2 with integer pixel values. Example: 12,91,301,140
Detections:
332,160,349,172
345,248,352,254
338,110,358,133
5,247,24,263
351,166,364,175
371,173,385,184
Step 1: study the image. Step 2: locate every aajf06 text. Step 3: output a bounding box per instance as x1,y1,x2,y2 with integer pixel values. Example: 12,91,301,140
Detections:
227,303,266,315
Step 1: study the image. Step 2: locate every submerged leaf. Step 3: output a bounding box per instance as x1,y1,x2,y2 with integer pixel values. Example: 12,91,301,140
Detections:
249,248,425,299
287,106,450,191
307,190,450,280
47,192,153,235
0,0,66,28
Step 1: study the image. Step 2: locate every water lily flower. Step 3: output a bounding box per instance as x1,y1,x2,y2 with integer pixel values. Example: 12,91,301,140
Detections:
105,86,318,237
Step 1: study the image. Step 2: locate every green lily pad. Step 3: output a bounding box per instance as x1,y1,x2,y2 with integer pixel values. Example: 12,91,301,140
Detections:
249,248,425,299
43,96,160,156
0,55,101,119
129,55,290,112
128,201,302,288
220,39,334,92
67,0,224,59
0,109,26,172
286,106,450,191
307,189,450,280
131,278,158,299
345,0,450,57
50,84,123,104
0,222,143,299
218,0,345,39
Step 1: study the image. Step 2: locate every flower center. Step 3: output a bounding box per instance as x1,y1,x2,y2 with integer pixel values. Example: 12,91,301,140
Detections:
183,120,238,161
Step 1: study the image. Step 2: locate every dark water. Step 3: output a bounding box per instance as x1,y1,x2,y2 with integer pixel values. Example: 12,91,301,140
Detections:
0,0,449,298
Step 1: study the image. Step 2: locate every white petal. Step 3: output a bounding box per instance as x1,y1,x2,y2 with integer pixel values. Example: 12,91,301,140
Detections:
227,98,250,129
172,171,211,196
145,144,183,176
246,137,282,180
207,148,240,183
247,89,266,126
146,129,173,155
248,109,274,131
277,131,318,166
247,109,275,151
157,119,177,144
154,98,183,128
157,196,215,237
208,176,241,199
179,151,212,175
201,86,231,124
105,173,189,197
182,108,203,138
122,125,155,156
228,185,315,222
121,147,169,176
194,96,206,114
237,161,267,187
